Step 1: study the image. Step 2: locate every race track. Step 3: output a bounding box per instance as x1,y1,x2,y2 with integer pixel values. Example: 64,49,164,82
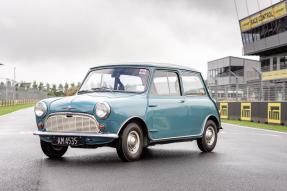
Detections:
0,108,287,191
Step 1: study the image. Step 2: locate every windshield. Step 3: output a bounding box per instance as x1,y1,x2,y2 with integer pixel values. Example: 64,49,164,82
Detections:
79,67,150,94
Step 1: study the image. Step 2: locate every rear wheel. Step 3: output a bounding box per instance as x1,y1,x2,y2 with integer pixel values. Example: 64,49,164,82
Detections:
116,122,144,162
41,140,68,159
197,120,218,152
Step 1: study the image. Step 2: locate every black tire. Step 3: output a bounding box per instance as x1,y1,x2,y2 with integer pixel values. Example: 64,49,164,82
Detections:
197,120,218,152
40,140,68,159
116,122,144,162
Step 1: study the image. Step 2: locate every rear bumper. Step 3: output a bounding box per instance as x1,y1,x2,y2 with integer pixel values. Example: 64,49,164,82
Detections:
33,131,118,139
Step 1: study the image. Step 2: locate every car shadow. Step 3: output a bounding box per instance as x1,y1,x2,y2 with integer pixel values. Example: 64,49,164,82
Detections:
41,147,222,170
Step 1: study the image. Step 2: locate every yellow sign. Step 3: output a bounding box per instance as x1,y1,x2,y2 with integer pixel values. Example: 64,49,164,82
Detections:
262,69,287,81
240,1,287,32
268,103,281,124
241,102,251,121
219,102,228,119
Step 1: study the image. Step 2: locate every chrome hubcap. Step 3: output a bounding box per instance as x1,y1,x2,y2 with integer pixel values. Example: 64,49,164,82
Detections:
205,126,215,146
51,144,64,151
127,130,140,154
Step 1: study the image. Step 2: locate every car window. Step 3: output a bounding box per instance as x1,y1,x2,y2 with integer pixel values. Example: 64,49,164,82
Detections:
79,67,149,93
151,71,180,96
181,71,206,96
168,72,180,96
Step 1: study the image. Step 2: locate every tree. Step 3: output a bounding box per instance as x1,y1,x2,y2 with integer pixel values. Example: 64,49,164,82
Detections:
38,82,44,91
65,86,78,96
47,84,56,96
32,81,37,89
64,83,69,93
46,83,50,92
77,82,81,88
52,84,57,94
58,84,63,92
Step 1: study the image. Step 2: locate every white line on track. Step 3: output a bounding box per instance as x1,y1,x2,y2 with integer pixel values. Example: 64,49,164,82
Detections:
223,123,287,135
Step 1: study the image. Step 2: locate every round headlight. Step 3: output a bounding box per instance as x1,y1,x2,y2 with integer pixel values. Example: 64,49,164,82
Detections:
34,101,47,117
96,102,110,119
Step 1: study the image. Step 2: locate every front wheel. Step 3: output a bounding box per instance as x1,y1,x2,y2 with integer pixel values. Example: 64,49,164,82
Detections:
116,122,144,162
197,120,218,152
41,140,68,159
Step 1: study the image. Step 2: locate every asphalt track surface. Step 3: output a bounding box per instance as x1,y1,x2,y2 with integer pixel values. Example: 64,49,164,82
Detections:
0,108,287,191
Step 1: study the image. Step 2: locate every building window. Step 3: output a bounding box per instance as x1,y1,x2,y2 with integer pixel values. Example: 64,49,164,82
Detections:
230,66,244,76
261,59,270,72
242,16,287,44
218,67,229,77
273,57,277,71
280,56,287,70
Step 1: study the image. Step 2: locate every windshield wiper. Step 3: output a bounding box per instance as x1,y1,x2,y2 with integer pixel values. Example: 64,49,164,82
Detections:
77,90,95,94
91,87,113,92
78,87,114,94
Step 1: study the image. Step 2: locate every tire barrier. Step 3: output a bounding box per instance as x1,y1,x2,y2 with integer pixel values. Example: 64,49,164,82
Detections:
219,101,287,125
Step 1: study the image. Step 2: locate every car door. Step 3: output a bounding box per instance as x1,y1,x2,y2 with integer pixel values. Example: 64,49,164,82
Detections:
180,71,210,136
146,70,189,140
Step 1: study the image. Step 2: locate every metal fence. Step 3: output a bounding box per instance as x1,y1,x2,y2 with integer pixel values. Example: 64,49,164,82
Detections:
209,80,287,102
0,99,37,107
0,85,47,106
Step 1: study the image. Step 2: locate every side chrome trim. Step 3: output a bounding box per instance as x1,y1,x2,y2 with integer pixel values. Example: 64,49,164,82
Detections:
33,131,118,138
150,134,200,142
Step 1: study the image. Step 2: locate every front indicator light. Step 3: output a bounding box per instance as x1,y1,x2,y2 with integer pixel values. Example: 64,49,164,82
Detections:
99,124,105,131
37,122,44,129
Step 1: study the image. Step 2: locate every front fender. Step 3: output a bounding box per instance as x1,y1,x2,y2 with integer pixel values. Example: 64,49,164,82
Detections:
97,95,148,134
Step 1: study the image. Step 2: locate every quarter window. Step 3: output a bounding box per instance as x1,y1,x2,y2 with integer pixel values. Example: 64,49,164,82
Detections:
181,72,206,96
151,71,181,96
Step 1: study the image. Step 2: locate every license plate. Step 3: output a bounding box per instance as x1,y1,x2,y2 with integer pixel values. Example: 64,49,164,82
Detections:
52,136,84,146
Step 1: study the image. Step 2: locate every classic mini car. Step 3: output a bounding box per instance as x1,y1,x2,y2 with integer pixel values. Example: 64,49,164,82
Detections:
33,63,221,162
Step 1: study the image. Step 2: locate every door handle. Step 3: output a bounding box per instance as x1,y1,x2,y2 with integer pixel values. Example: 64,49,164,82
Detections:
179,100,185,103
148,104,158,108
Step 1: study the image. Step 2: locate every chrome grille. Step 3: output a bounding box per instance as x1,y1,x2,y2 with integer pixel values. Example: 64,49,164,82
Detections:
45,113,100,133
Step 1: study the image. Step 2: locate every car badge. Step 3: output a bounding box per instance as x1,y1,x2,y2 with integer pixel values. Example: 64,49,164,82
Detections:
62,106,76,110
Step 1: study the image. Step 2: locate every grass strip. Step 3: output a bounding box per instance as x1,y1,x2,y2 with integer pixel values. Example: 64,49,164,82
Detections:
222,119,287,133
0,103,35,116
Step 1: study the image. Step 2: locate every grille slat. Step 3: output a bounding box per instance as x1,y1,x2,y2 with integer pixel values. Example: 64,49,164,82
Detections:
45,114,100,133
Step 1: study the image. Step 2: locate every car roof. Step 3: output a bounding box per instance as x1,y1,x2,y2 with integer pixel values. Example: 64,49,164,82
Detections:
90,62,198,72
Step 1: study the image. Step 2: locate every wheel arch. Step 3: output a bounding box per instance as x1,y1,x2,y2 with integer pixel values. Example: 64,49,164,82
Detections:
118,117,150,147
207,115,221,132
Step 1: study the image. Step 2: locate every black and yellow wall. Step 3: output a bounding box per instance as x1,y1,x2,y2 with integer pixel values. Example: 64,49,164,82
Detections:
218,102,287,125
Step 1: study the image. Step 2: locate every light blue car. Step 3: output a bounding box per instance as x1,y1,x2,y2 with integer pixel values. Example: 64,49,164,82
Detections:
34,63,221,161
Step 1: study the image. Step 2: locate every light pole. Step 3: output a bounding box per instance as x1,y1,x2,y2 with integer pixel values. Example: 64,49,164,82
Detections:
0,63,4,102
252,67,262,101
13,67,16,101
0,64,17,102
230,71,239,101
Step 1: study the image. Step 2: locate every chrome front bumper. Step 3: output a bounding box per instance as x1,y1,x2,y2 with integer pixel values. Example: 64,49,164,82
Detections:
33,131,118,139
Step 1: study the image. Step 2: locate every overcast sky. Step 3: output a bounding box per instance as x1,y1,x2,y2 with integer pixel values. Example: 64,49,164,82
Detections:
0,0,275,85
